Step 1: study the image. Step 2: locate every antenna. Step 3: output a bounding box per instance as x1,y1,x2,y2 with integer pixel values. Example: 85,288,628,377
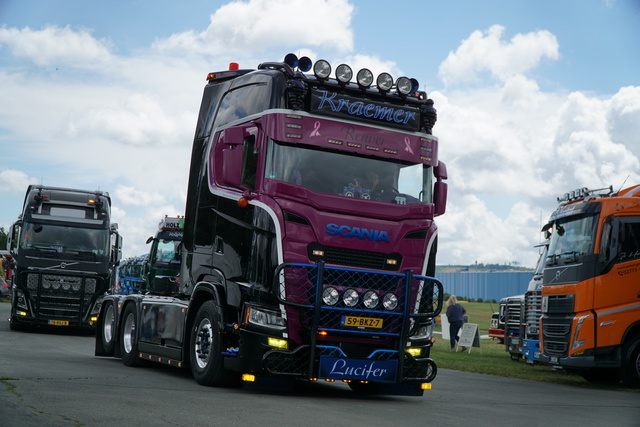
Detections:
617,175,629,193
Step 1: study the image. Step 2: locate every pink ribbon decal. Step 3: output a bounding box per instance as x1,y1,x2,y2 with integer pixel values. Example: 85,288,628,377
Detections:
310,121,321,137
404,137,414,154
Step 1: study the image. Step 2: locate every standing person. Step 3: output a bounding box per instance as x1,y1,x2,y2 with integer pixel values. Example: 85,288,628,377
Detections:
446,295,467,352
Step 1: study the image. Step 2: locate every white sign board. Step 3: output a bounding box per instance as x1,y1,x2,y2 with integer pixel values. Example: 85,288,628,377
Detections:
457,323,481,353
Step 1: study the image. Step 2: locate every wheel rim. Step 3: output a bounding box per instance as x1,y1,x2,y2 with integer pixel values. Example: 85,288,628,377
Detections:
123,312,136,354
194,318,213,369
103,304,115,344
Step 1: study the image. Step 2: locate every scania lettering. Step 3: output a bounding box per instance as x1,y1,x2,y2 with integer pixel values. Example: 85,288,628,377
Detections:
8,186,122,330
539,186,640,388
96,54,447,396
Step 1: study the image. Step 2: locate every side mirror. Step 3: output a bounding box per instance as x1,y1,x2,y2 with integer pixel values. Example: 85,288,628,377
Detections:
433,161,448,216
434,181,447,216
146,236,154,244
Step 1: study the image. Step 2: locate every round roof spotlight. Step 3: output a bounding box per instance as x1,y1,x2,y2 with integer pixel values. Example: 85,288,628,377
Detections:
410,78,420,94
298,56,312,72
342,288,359,307
314,59,331,80
382,292,399,311
356,68,374,88
284,53,299,69
335,64,353,84
377,72,393,92
322,287,340,306
362,290,379,309
396,76,413,95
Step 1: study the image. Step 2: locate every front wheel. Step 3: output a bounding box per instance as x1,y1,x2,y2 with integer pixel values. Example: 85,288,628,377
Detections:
189,301,234,386
621,335,640,388
119,303,140,367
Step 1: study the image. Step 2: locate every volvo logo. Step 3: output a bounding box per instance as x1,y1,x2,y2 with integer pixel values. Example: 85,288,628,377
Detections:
45,262,80,270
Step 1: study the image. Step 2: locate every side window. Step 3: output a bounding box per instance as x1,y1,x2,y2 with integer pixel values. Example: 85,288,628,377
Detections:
618,218,640,263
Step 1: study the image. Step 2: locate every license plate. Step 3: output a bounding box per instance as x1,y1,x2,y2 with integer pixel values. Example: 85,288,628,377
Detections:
341,316,383,329
550,356,558,364
48,320,69,326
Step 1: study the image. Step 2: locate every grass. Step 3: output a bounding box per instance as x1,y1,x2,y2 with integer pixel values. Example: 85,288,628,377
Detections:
433,302,638,392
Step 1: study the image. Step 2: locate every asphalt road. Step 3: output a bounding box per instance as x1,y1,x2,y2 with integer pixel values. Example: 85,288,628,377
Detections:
1,302,638,427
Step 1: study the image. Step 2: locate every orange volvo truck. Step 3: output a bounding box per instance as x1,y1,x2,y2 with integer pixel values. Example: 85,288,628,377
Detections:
539,186,640,387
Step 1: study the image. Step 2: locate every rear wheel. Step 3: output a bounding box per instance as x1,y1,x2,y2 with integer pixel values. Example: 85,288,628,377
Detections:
621,335,640,388
100,301,117,354
190,301,234,386
119,303,140,366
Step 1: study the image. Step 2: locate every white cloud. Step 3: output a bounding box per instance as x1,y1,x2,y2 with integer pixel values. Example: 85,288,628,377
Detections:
0,25,114,68
153,0,355,55
114,185,167,207
0,169,37,192
438,25,559,85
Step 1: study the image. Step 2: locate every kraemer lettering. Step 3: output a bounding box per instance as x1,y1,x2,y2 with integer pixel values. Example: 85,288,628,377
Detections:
314,89,417,126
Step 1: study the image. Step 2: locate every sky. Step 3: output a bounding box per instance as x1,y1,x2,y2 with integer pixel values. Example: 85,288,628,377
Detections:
1,0,639,268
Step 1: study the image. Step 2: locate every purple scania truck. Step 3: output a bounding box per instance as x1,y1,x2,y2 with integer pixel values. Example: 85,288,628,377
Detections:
96,54,448,396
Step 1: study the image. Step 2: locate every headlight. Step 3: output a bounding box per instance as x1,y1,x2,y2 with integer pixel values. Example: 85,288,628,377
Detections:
246,306,286,329
382,292,398,310
409,320,434,340
362,290,379,309
342,288,359,307
322,287,339,306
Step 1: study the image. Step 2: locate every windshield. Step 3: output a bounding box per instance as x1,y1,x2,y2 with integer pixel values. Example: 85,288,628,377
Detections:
153,239,181,265
547,214,598,260
265,139,432,205
19,222,109,258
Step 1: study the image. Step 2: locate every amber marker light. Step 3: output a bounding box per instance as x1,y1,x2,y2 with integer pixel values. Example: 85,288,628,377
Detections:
421,383,432,390
238,197,249,207
242,374,256,382
317,330,328,336
268,337,288,349
407,348,422,357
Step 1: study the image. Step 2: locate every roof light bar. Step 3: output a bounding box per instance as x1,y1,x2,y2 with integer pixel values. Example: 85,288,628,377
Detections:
283,53,422,95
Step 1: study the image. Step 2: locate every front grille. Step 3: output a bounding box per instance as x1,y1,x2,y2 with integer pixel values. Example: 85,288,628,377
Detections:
309,244,401,271
504,298,523,329
546,294,575,313
542,315,572,357
277,264,441,337
525,291,542,336
26,273,97,322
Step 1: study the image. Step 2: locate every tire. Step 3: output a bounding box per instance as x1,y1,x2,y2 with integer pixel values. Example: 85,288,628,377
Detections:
190,301,234,386
119,303,140,367
99,301,117,354
621,335,640,388
580,368,621,385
